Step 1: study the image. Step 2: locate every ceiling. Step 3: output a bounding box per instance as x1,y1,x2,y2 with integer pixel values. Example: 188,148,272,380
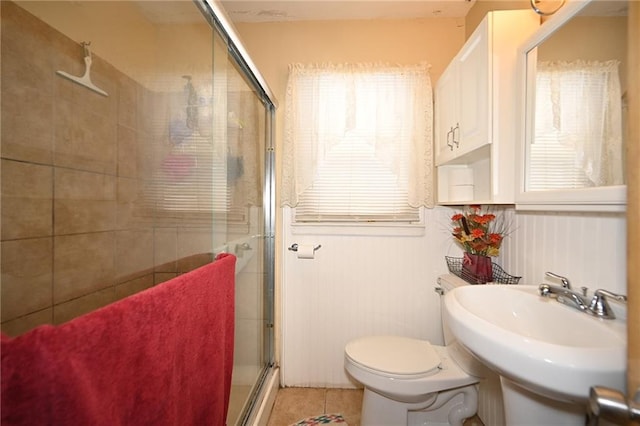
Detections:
219,0,477,22
134,0,627,26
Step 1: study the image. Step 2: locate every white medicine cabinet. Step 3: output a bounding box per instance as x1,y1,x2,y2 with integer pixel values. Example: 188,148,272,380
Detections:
435,10,539,205
515,0,628,212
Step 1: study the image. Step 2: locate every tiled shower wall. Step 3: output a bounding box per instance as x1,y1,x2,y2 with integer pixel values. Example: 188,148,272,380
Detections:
0,2,216,336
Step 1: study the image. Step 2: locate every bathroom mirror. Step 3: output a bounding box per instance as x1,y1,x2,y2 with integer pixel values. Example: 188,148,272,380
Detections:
516,0,628,211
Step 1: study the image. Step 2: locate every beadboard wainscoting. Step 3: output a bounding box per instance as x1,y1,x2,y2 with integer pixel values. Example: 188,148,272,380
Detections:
280,206,626,388
281,206,458,387
502,210,627,296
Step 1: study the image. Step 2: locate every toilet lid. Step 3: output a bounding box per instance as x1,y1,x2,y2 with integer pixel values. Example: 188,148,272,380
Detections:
345,336,441,378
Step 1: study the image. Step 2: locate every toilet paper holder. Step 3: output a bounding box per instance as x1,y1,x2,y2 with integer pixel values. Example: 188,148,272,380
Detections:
288,243,321,252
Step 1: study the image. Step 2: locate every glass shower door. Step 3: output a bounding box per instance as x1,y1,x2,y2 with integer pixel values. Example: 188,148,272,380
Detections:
208,6,276,424
0,0,275,424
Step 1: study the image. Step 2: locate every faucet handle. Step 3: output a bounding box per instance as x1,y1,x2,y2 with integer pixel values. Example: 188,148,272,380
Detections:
545,271,571,289
539,283,553,297
587,289,627,319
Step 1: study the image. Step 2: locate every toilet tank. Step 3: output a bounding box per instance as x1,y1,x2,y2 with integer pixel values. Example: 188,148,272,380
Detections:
437,274,488,378
437,275,506,425
437,274,468,346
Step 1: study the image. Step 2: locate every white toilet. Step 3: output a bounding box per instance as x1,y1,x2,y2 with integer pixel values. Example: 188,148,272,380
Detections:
344,274,480,426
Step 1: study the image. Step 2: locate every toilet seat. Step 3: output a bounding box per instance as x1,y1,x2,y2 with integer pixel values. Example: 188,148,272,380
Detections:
345,336,441,379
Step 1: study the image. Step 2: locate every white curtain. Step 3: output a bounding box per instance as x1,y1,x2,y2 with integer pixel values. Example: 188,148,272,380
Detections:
536,60,623,186
281,62,434,210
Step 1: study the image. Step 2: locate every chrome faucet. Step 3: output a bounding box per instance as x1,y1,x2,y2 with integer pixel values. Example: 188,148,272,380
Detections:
539,283,627,320
539,283,587,312
545,271,571,289
587,289,627,319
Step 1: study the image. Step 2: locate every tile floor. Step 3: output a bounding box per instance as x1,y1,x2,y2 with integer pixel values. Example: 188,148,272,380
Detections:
267,388,363,426
266,387,484,426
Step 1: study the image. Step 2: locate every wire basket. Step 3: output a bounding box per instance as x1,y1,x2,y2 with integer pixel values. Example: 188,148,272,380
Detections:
445,256,521,285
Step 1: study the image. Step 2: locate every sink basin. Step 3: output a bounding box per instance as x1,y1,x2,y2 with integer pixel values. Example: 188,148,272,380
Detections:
443,285,626,403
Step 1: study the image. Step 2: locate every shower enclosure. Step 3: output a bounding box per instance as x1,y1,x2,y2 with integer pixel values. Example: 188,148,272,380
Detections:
0,1,276,424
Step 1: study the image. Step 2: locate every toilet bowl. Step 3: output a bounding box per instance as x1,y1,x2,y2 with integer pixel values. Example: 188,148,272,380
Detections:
344,275,480,426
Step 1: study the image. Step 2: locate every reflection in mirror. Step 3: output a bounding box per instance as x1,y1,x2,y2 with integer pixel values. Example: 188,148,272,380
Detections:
525,0,628,192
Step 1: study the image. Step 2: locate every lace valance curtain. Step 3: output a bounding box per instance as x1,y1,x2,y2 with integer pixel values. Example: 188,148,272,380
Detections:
535,60,624,187
281,62,434,219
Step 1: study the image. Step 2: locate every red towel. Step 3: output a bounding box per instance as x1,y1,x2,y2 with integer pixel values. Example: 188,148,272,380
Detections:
1,253,236,426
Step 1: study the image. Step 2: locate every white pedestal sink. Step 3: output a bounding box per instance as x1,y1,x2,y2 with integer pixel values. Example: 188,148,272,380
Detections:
443,285,626,425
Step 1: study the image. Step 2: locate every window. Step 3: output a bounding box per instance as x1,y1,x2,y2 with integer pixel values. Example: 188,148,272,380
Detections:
282,62,434,223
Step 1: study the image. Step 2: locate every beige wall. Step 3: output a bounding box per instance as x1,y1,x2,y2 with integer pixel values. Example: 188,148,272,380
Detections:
465,0,533,38
16,0,213,92
15,0,157,86
235,18,464,102
538,16,628,91
233,17,465,198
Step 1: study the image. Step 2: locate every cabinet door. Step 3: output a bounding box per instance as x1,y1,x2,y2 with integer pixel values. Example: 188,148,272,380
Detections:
434,62,458,165
457,17,490,156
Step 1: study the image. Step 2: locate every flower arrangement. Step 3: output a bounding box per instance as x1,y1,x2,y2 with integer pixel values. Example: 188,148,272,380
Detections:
450,205,509,257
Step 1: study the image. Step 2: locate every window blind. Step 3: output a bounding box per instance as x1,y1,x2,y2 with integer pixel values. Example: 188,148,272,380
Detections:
138,134,247,223
295,136,418,222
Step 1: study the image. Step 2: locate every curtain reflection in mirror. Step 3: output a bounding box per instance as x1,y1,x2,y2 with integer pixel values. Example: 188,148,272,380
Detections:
529,60,624,190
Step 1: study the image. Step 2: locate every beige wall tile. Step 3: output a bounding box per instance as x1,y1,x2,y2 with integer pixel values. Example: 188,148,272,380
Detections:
177,227,213,260
53,287,116,325
1,308,53,337
154,227,178,270
136,131,159,180
114,274,154,300
115,229,153,282
154,272,178,285
1,58,54,164
116,177,150,230
236,271,261,320
0,2,54,164
117,125,138,178
234,318,261,367
136,89,157,136
1,160,53,240
54,98,117,175
118,74,138,129
54,168,117,235
177,252,214,273
1,2,53,85
56,59,117,119
54,232,115,303
1,238,53,321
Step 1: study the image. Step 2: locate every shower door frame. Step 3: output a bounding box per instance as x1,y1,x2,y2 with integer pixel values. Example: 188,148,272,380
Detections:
197,0,278,424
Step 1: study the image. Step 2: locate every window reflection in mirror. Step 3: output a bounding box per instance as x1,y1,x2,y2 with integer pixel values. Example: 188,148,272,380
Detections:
525,0,628,191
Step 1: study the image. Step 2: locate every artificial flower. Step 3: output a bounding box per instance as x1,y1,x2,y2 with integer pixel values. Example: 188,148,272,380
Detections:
450,205,510,257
